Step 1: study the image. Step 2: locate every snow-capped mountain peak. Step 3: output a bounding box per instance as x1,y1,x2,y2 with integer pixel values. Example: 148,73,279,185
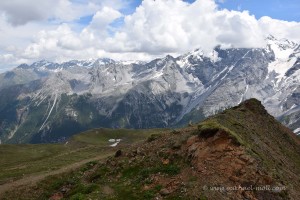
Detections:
266,35,298,60
266,36,300,78
176,48,205,68
94,58,115,66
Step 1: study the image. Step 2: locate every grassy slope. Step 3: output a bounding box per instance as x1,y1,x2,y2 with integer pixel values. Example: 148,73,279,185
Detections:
1,128,188,200
0,128,162,185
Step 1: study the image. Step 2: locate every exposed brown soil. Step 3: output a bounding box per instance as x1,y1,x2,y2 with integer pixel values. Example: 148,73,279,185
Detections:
183,130,282,199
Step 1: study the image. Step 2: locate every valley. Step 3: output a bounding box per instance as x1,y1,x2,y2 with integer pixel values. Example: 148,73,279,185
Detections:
0,128,161,197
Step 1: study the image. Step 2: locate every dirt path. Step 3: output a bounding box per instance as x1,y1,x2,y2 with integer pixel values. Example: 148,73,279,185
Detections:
0,153,112,197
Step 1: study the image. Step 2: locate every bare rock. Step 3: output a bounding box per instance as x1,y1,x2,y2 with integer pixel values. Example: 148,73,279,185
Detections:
115,150,122,157
160,188,171,196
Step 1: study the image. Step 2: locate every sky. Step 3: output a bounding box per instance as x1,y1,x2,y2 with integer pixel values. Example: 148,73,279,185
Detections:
0,0,300,72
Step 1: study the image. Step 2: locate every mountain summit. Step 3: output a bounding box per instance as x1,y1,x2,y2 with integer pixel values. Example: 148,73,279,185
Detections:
1,36,300,143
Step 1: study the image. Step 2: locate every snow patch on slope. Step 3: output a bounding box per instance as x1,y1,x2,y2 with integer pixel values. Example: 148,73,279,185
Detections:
268,57,297,78
108,139,122,147
207,50,221,63
267,36,299,78
39,93,58,131
239,84,249,104
293,128,300,135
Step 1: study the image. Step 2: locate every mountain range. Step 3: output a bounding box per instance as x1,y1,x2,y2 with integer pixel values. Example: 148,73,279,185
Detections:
1,35,300,143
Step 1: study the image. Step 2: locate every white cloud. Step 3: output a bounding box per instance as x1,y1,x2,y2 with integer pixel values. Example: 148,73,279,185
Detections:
0,0,108,26
0,0,58,26
81,6,122,41
103,0,267,55
259,16,300,42
0,0,300,71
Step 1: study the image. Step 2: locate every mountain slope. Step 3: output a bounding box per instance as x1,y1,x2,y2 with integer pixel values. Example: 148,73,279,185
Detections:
2,99,299,200
1,36,300,143
0,127,159,196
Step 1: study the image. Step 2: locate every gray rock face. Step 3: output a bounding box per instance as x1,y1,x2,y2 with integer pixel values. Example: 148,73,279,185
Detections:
1,36,300,143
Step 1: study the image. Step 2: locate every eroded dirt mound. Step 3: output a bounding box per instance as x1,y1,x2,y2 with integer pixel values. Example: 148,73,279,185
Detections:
184,129,285,200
